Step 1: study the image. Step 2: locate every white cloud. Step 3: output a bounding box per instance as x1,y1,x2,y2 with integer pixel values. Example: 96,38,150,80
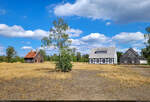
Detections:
67,28,83,37
0,9,6,15
0,46,4,55
70,39,85,46
38,46,56,51
81,33,110,44
54,0,150,23
112,32,144,44
21,41,31,45
106,22,111,26
21,46,33,50
0,24,49,39
0,24,82,39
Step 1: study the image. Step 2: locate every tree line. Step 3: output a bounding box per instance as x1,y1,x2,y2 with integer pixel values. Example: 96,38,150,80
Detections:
0,46,89,63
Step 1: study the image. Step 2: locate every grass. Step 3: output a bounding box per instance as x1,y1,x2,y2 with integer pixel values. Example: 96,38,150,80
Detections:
0,62,71,81
97,65,150,87
0,62,150,87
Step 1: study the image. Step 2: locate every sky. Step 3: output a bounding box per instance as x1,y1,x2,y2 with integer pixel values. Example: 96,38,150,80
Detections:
0,0,150,56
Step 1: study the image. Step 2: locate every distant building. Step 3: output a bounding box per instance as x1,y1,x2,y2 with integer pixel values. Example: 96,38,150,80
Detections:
120,48,147,64
24,50,44,63
89,47,117,64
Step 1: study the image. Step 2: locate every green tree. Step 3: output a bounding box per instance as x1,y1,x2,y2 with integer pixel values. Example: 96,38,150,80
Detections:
82,54,89,62
76,52,81,62
6,46,16,63
39,49,46,61
0,56,6,62
141,26,150,64
71,48,77,62
117,51,123,64
41,17,72,72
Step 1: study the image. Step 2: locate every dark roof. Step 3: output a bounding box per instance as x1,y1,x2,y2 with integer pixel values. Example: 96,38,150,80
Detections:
122,48,147,60
24,50,37,58
89,47,116,58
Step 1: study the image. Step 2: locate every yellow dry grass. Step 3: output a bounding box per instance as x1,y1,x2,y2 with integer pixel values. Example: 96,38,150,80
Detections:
0,62,150,88
0,62,71,81
97,65,150,87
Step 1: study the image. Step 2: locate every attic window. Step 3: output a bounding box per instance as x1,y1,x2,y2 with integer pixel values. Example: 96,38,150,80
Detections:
95,50,107,54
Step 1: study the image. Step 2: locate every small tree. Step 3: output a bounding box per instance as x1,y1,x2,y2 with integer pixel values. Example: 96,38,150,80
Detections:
6,46,16,63
117,51,123,64
41,17,72,72
141,27,150,64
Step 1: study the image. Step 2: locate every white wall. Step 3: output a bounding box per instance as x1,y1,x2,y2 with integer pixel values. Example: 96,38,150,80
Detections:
140,60,147,64
114,50,118,64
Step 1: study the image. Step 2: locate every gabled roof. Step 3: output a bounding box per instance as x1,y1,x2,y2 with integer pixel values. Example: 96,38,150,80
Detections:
89,47,116,58
24,50,37,58
122,48,139,58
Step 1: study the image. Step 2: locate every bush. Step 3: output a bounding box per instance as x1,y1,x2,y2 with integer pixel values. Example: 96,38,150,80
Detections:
56,50,72,72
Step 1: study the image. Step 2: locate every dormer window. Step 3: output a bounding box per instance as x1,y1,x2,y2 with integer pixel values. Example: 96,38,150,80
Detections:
95,50,107,54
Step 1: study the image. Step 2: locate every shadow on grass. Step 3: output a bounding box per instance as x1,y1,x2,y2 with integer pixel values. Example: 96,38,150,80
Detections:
120,65,150,69
34,68,56,73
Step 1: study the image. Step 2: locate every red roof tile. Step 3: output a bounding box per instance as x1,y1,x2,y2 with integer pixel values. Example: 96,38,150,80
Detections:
24,51,37,58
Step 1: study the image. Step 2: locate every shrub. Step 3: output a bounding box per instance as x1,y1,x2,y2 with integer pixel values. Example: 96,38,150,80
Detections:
56,50,72,72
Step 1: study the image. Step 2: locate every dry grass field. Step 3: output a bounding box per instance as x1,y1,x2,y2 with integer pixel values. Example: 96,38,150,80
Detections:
0,62,150,100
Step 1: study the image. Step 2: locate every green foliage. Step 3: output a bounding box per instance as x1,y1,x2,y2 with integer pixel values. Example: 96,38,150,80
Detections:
50,54,59,61
39,49,46,61
0,55,24,63
0,46,24,63
6,46,16,63
141,26,150,65
117,51,123,64
56,50,72,72
81,54,89,62
41,17,72,72
76,52,81,62
0,56,7,62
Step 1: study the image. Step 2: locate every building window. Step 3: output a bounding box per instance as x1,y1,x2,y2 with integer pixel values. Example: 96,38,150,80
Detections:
97,59,99,63
91,59,93,63
95,50,107,54
106,58,108,62
102,59,105,63
109,58,112,63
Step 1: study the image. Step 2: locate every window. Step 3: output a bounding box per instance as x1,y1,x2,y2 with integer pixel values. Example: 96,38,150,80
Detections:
91,59,93,63
97,59,99,63
109,58,112,63
102,59,105,63
95,50,107,54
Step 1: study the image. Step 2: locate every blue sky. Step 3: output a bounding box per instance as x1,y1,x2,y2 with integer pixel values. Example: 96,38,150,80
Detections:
0,0,150,56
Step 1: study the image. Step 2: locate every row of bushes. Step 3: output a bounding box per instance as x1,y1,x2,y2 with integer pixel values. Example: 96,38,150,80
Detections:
0,56,24,63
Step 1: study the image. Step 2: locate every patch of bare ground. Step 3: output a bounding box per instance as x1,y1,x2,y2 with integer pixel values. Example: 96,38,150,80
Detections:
0,62,150,100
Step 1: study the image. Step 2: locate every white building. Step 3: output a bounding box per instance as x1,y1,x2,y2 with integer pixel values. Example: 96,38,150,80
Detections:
89,47,117,64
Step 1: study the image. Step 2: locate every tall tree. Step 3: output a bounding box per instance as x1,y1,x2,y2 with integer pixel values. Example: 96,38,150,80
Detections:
76,52,81,62
41,18,72,72
6,46,16,63
141,26,150,64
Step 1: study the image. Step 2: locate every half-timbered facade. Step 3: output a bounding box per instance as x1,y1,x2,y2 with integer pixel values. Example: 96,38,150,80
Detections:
89,47,117,64
24,50,44,63
120,48,147,64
